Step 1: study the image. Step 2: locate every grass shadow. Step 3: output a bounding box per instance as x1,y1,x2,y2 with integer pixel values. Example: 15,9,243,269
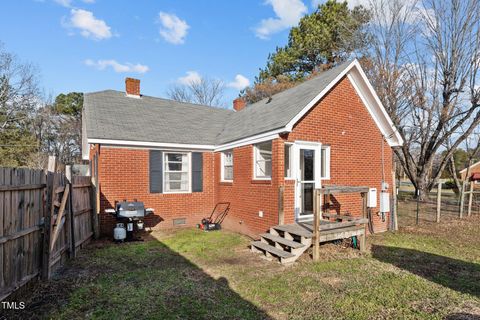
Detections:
372,245,480,298
4,230,271,320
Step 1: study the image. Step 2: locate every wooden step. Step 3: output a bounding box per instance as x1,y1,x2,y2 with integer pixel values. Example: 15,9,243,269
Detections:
260,233,305,249
251,241,295,259
273,224,313,238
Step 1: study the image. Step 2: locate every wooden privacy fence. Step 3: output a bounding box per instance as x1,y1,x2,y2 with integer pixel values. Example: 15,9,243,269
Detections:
0,160,97,301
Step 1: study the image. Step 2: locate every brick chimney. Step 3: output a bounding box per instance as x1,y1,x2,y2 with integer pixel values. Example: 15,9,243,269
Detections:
233,97,246,111
125,77,140,97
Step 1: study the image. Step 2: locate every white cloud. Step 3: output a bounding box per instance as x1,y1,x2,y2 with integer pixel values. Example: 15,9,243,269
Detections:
178,71,202,85
65,9,112,40
84,59,149,74
157,12,189,45
228,74,250,90
53,0,95,6
54,0,72,7
255,0,307,39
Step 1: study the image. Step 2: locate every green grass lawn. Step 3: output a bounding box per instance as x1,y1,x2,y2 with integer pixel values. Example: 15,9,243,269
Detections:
10,216,480,320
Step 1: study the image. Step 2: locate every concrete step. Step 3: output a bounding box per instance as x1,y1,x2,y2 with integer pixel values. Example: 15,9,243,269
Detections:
260,233,305,249
251,241,295,259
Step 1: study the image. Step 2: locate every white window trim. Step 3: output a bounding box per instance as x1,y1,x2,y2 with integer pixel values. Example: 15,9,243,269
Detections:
253,142,272,180
284,142,295,180
163,152,192,194
221,150,233,182
321,145,331,180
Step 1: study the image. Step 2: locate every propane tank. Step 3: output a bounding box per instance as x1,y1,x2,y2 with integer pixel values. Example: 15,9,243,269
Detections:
113,223,126,241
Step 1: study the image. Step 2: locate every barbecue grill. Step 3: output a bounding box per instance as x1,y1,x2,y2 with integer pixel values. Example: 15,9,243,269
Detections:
105,199,153,242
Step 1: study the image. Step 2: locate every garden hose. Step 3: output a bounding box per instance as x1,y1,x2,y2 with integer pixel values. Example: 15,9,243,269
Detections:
367,208,375,234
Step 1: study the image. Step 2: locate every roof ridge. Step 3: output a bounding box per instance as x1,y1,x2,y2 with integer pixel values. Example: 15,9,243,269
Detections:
85,89,234,114
236,60,355,113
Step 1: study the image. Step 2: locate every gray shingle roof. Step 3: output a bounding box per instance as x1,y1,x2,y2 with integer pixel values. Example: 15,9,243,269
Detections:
84,61,352,147
217,61,352,144
84,90,233,145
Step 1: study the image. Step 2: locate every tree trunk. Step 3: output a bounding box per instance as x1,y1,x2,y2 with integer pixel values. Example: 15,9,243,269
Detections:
448,156,461,195
414,174,430,201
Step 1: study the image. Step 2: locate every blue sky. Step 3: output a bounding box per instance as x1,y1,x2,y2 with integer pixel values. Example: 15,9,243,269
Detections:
0,0,327,107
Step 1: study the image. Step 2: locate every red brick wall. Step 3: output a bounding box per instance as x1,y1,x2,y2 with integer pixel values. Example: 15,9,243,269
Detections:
283,76,393,233
216,140,283,237
95,75,394,236
97,148,215,235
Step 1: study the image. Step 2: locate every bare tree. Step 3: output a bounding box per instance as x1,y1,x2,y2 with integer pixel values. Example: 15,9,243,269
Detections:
0,43,39,131
167,77,226,108
32,96,82,166
366,0,480,199
0,43,41,167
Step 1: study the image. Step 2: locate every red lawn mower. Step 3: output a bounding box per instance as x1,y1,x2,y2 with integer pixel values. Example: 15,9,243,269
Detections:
198,202,230,231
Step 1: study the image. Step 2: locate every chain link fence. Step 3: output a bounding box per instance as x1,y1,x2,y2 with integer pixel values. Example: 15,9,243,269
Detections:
396,182,480,227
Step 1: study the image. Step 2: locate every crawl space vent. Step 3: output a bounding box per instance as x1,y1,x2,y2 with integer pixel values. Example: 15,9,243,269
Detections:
173,218,186,226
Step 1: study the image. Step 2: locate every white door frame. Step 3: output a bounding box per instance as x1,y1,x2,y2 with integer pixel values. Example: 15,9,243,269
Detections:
293,141,322,222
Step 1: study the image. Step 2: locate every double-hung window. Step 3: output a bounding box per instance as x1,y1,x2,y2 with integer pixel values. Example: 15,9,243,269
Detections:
164,152,190,192
222,151,233,181
254,141,272,179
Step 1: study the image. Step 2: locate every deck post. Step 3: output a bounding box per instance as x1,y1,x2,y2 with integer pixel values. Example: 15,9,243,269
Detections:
436,182,442,223
312,189,321,261
325,192,330,216
360,192,367,252
468,181,474,217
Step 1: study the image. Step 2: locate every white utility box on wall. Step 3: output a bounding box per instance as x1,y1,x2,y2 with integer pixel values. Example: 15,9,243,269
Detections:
367,188,377,208
380,192,390,213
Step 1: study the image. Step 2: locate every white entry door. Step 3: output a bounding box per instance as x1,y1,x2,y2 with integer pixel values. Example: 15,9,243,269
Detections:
294,142,322,221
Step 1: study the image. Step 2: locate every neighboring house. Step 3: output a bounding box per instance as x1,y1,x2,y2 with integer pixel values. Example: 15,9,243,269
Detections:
82,60,403,237
459,160,480,181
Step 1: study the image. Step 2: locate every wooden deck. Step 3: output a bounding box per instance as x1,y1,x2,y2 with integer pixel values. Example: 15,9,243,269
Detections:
251,216,368,264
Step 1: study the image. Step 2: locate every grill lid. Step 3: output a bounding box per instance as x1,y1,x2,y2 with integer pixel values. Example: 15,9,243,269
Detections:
116,201,145,212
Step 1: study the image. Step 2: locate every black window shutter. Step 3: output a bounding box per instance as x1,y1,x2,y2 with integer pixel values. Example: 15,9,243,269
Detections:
192,152,203,192
149,150,163,193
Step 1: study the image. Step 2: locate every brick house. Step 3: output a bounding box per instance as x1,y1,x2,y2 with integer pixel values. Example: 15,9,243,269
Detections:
82,60,403,238
460,161,480,181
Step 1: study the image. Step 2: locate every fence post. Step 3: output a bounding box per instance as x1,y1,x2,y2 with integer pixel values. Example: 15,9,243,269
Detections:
278,186,284,225
459,181,465,219
416,190,420,225
91,154,100,239
312,189,321,261
392,171,398,231
468,181,474,217
436,182,442,223
66,165,76,258
41,156,55,280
